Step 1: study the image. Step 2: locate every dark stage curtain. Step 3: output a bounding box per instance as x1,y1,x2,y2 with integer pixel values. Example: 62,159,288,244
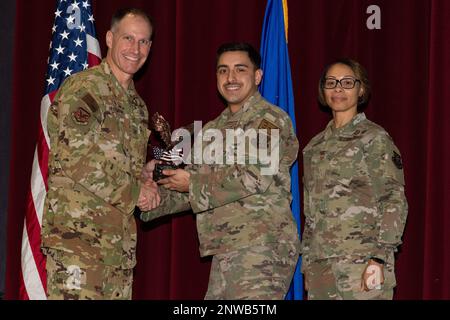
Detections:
5,0,450,299
0,0,15,297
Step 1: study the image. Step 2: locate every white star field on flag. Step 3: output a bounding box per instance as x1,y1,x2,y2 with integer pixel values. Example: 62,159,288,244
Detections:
45,0,98,94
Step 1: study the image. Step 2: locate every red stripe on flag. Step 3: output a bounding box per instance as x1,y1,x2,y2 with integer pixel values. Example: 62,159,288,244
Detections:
88,52,101,67
48,90,57,102
36,126,49,190
25,194,47,289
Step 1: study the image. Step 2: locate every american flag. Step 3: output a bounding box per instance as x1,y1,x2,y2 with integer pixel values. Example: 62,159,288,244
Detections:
19,0,101,300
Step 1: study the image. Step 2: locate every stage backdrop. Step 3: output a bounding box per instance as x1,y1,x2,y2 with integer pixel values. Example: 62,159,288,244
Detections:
5,0,450,299
0,0,15,297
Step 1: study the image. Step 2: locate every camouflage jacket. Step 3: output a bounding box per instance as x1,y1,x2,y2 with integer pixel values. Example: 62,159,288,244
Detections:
41,60,150,268
301,113,408,270
141,92,300,256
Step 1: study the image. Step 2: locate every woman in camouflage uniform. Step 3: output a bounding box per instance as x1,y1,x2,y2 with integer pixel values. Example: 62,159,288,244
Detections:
301,59,408,300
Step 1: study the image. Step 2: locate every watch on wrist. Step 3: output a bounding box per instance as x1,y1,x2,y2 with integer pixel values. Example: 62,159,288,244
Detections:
369,257,385,265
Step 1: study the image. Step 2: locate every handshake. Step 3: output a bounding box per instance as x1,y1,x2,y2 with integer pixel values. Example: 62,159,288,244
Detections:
137,159,191,212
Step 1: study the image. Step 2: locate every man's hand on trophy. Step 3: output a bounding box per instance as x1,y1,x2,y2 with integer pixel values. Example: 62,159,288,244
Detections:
158,168,190,192
141,159,162,183
137,180,161,211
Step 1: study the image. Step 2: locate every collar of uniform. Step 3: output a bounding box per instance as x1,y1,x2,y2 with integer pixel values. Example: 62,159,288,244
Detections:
225,91,262,118
242,91,262,112
101,59,137,97
324,112,367,140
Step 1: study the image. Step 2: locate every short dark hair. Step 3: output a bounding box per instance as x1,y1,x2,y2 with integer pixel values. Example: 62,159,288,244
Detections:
216,42,261,69
111,8,154,35
318,58,371,112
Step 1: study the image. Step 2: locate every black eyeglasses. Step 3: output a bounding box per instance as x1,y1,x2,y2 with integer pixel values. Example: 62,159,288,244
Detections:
323,77,361,89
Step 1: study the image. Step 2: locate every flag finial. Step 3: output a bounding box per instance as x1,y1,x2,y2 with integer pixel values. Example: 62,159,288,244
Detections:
282,0,288,42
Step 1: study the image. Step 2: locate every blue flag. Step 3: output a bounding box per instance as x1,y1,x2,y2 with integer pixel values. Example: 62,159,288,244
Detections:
259,0,303,300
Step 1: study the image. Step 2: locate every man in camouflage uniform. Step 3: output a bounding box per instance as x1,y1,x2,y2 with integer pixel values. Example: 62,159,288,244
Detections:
41,8,158,300
301,59,408,299
140,43,300,300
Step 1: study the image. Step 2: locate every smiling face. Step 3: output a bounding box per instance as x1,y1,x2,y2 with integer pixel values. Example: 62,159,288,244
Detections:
323,63,364,116
106,14,152,87
216,51,263,113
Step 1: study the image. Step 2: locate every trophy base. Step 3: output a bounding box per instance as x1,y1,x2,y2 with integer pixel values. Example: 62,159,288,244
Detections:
154,163,178,182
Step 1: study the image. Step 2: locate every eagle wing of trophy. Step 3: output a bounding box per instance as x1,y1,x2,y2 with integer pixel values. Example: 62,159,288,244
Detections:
151,112,173,148
150,112,194,181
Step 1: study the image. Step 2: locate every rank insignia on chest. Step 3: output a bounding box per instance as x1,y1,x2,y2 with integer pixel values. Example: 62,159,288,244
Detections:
131,96,143,109
71,107,91,125
392,150,403,169
223,120,239,129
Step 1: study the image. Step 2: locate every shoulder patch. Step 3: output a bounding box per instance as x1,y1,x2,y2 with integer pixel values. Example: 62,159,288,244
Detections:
258,118,279,130
71,107,91,125
258,119,279,149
